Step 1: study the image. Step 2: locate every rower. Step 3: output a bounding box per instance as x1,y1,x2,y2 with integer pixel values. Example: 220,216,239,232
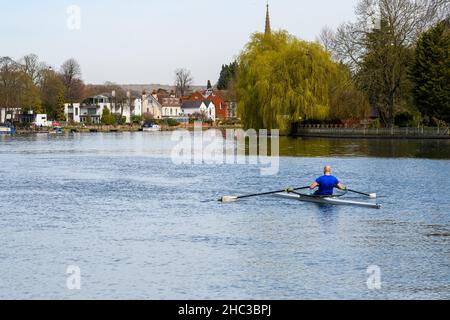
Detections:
310,166,346,196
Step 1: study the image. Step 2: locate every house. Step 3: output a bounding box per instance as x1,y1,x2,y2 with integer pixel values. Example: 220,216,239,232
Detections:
181,100,216,121
183,90,236,121
0,108,27,123
206,93,227,120
215,90,238,119
65,93,143,124
65,95,111,124
141,91,162,119
157,91,183,118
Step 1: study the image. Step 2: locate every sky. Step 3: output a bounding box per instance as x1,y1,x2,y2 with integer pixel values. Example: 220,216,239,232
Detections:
0,0,359,85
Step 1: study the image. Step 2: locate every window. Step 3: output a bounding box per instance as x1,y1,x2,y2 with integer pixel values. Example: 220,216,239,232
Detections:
75,108,79,116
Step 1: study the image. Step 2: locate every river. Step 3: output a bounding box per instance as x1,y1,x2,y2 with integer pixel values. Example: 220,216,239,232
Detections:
0,132,449,299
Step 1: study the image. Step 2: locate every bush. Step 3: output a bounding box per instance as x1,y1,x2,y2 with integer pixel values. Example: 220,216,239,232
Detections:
369,118,381,129
165,118,180,127
395,112,422,127
114,114,126,125
131,115,143,124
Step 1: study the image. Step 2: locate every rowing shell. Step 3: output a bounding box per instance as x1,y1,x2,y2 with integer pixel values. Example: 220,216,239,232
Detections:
274,192,381,209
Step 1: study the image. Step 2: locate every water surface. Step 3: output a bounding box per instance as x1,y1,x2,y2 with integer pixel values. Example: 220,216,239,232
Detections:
0,133,449,299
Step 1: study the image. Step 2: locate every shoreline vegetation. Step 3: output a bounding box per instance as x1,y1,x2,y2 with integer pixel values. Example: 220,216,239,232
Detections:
7,123,449,140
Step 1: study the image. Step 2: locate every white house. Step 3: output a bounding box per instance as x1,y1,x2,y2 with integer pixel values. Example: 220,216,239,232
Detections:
65,95,111,124
34,114,50,127
0,108,22,123
65,94,143,124
181,100,216,121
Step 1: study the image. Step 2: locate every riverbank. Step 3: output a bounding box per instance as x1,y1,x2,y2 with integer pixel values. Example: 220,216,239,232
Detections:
294,127,450,140
13,123,244,135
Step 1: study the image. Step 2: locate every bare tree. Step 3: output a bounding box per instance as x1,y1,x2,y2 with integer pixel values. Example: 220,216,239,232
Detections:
317,26,336,53
174,68,193,97
332,0,448,68
20,54,48,85
60,58,83,103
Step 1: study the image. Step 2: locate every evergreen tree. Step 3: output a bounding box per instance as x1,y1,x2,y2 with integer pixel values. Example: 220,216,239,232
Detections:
217,61,238,90
56,89,66,121
412,20,450,124
101,107,115,125
207,80,212,89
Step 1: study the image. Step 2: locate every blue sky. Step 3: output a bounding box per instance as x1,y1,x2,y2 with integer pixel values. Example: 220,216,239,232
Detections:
0,0,359,85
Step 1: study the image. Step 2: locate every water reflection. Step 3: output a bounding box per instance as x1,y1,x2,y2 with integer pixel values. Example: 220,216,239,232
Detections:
279,137,450,159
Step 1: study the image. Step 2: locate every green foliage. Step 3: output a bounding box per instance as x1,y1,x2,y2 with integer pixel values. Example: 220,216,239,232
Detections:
131,115,143,124
411,20,450,124
85,115,92,125
217,61,238,90
41,70,65,120
114,113,126,125
207,80,212,89
369,118,381,129
357,20,414,127
328,63,370,120
0,58,42,113
101,107,115,125
56,90,66,121
236,31,337,132
165,118,180,127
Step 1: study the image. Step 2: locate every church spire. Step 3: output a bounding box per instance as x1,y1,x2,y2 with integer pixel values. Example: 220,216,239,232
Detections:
265,1,271,35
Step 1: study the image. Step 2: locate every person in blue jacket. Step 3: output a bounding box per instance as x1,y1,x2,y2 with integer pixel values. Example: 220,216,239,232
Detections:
310,166,346,196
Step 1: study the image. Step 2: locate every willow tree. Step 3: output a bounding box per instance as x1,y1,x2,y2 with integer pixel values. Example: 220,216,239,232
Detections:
236,31,338,132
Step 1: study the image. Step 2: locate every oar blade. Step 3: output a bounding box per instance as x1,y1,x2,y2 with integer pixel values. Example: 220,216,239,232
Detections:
369,193,377,199
220,196,238,203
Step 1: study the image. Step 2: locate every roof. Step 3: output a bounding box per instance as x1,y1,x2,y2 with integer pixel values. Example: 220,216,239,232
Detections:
182,100,204,109
187,91,205,101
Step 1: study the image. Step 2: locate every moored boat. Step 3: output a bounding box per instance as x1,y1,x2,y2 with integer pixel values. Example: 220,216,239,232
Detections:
0,124,15,135
142,122,161,132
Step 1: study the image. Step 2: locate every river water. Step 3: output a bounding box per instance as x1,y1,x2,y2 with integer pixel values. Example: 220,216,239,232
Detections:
0,132,449,299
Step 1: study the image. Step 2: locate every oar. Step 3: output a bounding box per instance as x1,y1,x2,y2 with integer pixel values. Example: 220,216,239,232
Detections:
347,189,377,199
220,186,310,203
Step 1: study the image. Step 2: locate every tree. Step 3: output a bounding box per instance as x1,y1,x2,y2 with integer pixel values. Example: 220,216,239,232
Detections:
60,58,85,103
56,89,66,121
174,68,193,97
20,54,48,85
317,26,336,53
236,31,338,132
40,69,65,120
0,56,42,115
357,21,415,126
217,61,238,90
412,19,450,124
328,0,448,126
329,63,371,120
207,80,212,89
101,107,115,125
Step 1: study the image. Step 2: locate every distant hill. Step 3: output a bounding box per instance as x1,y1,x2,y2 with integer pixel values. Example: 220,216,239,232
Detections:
120,84,207,94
